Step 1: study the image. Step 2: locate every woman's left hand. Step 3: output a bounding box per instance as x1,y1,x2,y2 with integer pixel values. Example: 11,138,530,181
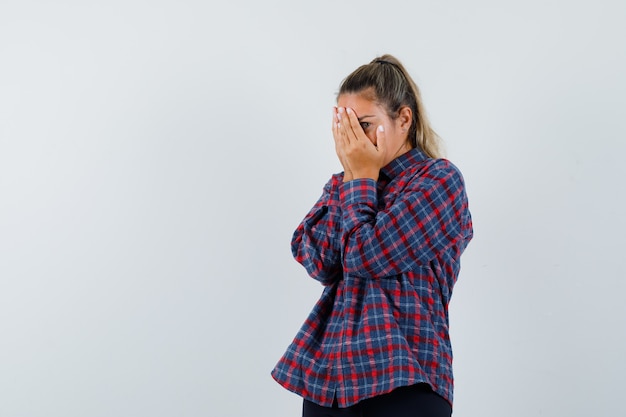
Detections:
334,107,387,182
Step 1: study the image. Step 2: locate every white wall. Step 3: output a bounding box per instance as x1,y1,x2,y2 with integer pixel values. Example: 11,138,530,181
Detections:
1,1,624,416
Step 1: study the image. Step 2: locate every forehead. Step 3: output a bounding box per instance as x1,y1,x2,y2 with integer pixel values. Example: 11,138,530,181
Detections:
337,92,384,116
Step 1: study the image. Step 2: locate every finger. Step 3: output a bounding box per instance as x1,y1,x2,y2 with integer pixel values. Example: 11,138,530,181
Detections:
346,108,377,152
376,125,386,153
345,108,364,142
336,107,348,142
339,107,360,145
333,108,350,162
337,107,352,145
340,107,358,144
333,107,346,145
332,107,339,138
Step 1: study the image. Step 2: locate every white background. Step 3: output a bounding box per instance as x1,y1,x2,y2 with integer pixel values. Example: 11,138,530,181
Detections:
1,1,625,416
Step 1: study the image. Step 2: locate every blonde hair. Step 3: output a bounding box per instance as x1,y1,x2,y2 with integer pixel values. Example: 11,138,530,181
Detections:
338,54,443,158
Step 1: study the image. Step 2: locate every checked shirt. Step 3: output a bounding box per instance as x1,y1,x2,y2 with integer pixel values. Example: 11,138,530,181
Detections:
271,148,473,408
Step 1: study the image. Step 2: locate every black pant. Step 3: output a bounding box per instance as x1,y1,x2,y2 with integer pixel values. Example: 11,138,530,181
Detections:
302,384,452,417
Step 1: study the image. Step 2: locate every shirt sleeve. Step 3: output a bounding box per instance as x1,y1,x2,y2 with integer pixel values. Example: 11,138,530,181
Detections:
339,159,473,278
291,174,344,285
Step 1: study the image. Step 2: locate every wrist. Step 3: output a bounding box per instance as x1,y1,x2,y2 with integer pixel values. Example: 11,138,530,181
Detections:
351,169,379,182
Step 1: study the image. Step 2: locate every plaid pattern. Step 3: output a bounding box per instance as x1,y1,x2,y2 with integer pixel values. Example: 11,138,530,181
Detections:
272,149,473,408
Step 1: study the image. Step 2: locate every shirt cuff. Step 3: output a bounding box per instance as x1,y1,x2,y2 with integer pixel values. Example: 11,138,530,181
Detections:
339,178,377,207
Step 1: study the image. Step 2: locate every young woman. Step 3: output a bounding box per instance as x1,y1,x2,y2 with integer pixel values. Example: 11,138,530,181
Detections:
272,54,473,417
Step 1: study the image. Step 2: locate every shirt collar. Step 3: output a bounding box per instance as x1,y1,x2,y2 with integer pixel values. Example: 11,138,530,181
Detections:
380,147,430,180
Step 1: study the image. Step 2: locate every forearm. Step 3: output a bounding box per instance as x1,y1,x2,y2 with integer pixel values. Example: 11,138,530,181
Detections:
291,175,344,285
339,163,470,278
292,223,342,285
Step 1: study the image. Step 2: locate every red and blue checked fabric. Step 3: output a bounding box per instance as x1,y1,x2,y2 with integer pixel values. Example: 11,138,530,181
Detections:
271,148,473,408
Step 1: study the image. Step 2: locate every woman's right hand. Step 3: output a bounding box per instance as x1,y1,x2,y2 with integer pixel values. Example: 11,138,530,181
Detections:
332,106,353,181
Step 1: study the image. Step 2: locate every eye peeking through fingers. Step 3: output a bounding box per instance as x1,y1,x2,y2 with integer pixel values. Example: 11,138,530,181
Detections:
359,122,371,131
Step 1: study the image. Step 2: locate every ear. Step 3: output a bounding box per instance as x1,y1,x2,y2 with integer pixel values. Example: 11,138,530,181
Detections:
397,106,412,131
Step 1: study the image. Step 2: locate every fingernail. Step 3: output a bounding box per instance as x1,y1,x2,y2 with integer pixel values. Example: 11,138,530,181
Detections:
378,125,384,132
346,108,352,114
